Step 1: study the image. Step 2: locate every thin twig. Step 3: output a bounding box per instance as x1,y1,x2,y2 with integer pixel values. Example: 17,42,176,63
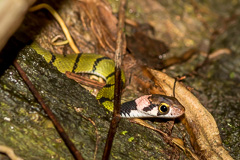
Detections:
78,114,100,160
102,0,126,159
0,145,23,160
29,3,80,54
66,71,105,89
13,60,84,160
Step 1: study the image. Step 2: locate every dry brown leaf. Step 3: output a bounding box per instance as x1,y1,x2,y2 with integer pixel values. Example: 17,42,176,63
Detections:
149,69,233,160
77,0,118,55
126,32,169,69
162,48,198,69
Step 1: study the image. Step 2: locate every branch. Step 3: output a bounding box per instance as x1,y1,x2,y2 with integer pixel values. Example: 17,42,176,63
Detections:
102,0,126,159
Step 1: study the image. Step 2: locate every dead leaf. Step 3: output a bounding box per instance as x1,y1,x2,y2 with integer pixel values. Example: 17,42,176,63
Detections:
77,0,118,56
162,48,198,69
149,69,233,160
126,32,169,69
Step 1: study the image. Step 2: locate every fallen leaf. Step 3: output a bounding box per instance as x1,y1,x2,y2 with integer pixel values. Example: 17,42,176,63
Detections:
149,69,233,160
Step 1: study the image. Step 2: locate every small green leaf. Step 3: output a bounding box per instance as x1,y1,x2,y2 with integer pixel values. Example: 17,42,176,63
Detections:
229,72,235,79
121,131,128,135
128,137,134,142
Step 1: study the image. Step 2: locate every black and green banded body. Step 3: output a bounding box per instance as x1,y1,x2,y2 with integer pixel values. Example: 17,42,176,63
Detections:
31,43,185,118
31,43,125,112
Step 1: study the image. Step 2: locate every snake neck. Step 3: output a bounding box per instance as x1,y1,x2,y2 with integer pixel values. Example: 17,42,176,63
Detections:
120,100,138,118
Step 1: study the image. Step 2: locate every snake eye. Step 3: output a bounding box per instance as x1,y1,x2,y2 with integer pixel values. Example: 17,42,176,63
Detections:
158,103,170,114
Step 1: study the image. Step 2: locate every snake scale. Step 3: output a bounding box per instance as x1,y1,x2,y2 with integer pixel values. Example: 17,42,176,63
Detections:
30,43,185,118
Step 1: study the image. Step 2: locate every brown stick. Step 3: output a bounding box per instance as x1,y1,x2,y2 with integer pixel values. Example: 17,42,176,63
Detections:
65,71,105,89
102,0,126,159
13,60,84,160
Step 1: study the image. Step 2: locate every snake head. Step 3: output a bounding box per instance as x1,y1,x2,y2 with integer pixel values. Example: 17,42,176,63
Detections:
121,94,185,118
147,94,185,118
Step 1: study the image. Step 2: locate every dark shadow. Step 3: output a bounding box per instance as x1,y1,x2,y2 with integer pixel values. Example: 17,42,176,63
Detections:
0,0,69,76
0,35,32,76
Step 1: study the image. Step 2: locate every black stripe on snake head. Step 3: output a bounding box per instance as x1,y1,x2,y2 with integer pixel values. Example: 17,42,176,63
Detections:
142,103,156,112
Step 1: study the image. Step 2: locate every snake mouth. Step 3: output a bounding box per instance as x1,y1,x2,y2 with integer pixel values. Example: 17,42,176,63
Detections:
171,104,185,118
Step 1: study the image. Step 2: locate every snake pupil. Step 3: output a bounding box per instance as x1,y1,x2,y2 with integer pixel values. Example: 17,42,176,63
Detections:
161,105,168,112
